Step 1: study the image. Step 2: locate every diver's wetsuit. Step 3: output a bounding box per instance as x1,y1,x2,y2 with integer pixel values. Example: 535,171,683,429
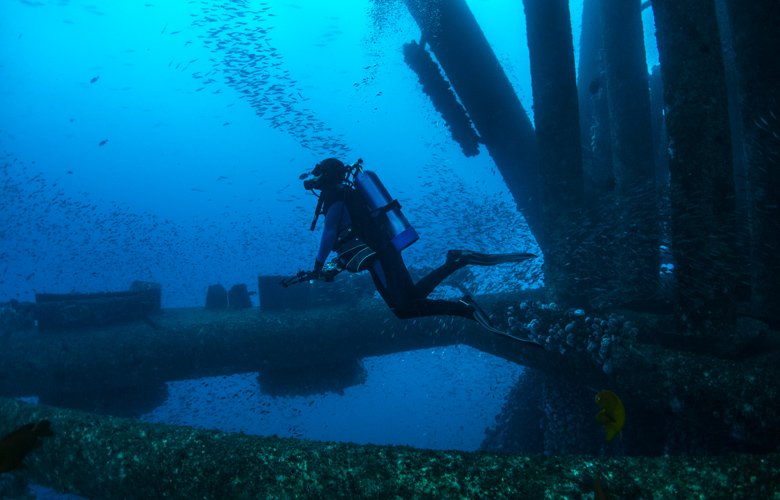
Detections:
316,196,474,320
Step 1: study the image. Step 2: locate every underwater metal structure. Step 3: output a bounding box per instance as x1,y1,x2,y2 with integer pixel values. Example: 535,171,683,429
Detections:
0,295,583,414
2,397,779,498
721,0,780,329
401,0,662,309
402,40,481,157
520,0,590,306
2,295,779,453
597,0,660,301
403,0,779,333
2,299,780,497
397,0,780,457
403,0,542,236
652,0,739,340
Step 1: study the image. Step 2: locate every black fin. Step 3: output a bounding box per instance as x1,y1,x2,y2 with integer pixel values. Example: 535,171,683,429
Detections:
448,250,536,267
459,294,543,348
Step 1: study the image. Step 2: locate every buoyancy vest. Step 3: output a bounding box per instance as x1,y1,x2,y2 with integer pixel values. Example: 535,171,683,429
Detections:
342,186,387,252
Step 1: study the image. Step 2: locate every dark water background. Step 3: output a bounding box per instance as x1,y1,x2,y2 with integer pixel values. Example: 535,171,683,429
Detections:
1,1,658,498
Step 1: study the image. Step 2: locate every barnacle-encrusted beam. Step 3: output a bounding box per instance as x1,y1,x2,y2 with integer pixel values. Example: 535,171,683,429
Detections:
1,397,779,498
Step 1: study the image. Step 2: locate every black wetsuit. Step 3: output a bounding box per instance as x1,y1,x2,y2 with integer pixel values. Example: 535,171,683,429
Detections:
315,187,473,320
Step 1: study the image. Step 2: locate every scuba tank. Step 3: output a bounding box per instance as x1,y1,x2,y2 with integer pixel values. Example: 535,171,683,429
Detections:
354,169,419,252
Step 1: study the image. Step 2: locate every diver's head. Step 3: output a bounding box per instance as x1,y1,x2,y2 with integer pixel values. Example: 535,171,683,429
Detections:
301,158,347,191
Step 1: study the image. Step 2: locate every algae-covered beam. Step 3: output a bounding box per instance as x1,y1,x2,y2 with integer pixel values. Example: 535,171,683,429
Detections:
5,291,778,453
2,398,778,498
403,0,542,237
500,299,780,452
0,301,453,399
612,326,780,453
0,295,561,411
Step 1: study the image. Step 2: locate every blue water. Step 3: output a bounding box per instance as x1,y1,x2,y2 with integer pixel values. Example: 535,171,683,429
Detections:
0,1,659,497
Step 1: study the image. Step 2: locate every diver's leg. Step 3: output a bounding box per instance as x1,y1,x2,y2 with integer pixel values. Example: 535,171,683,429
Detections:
368,251,416,313
412,257,466,299
445,250,537,266
368,250,476,319
391,298,473,319
372,254,542,346
370,250,514,327
388,293,542,346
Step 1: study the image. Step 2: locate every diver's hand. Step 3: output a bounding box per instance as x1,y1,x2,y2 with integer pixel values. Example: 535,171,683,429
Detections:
312,260,341,282
319,266,338,282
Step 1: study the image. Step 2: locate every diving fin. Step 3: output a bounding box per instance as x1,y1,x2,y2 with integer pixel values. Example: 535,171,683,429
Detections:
459,294,543,348
447,250,536,267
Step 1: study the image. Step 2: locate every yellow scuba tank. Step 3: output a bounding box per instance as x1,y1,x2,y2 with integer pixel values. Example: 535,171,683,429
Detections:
354,170,419,251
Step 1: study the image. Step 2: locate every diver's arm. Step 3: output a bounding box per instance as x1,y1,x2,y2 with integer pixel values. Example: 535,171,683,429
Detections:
315,201,345,267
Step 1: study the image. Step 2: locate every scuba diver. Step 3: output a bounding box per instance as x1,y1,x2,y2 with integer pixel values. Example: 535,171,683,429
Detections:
287,157,541,346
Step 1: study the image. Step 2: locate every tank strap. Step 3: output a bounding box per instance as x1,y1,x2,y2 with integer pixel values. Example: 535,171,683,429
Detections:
370,198,401,217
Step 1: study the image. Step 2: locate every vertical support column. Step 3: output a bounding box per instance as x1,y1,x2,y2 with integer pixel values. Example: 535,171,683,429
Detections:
721,0,780,328
600,0,660,303
578,0,614,199
522,0,588,305
575,0,623,307
651,0,738,338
